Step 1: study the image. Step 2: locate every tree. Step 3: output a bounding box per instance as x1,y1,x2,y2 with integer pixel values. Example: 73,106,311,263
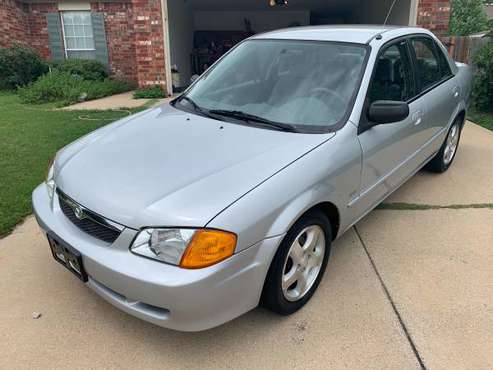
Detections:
449,0,489,36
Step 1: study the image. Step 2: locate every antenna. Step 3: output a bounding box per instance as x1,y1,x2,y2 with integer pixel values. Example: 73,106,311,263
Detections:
384,0,399,25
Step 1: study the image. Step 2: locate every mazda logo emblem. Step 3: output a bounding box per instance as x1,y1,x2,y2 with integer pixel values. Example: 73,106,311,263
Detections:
74,205,85,220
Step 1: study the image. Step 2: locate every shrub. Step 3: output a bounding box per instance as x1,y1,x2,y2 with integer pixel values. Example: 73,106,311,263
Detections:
133,85,167,99
50,59,109,81
18,70,132,106
472,41,493,112
449,0,489,36
0,44,48,90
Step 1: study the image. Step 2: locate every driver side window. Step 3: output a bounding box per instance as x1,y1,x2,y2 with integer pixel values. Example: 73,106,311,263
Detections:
368,41,416,103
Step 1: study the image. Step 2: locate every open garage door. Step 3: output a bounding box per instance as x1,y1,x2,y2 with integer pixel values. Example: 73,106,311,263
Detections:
165,0,417,93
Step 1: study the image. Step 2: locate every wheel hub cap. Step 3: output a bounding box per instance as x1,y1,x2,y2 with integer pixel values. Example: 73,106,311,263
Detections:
282,225,326,302
443,123,460,166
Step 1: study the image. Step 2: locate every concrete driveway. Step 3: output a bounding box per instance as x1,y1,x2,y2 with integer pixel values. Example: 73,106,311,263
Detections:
1,123,492,369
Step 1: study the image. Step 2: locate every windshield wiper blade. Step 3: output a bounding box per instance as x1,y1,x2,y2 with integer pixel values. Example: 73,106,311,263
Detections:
175,96,226,121
208,109,297,132
177,95,203,112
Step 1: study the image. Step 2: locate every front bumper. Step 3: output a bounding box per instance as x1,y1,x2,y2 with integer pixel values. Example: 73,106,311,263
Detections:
32,184,282,331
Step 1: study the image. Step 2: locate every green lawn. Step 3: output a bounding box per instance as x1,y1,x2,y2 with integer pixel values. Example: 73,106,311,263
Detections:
0,92,146,237
468,109,493,132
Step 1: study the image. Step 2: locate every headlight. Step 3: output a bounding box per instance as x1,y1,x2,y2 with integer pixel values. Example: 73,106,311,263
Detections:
130,228,237,269
46,161,56,199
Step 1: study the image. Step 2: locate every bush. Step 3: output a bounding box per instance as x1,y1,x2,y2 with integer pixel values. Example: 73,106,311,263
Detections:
472,41,493,112
133,85,166,99
449,0,489,36
0,44,48,90
50,59,108,81
18,70,132,106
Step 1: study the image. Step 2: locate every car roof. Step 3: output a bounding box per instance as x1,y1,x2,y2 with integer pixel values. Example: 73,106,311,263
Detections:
251,25,430,44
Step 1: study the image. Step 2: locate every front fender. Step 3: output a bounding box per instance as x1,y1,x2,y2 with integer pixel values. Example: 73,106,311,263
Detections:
207,123,362,253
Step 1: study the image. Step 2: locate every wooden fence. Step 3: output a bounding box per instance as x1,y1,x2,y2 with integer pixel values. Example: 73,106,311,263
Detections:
441,36,491,64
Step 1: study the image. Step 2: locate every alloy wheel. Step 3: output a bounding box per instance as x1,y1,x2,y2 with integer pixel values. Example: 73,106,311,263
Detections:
282,225,326,302
443,122,460,166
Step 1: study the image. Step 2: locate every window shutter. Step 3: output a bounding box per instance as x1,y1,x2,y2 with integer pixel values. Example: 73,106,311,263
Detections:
46,13,64,61
91,13,109,66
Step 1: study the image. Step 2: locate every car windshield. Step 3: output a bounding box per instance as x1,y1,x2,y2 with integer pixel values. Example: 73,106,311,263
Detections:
175,39,368,131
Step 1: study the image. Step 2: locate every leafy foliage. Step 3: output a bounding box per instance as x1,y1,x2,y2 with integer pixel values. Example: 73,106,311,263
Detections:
0,44,48,90
50,59,109,81
17,70,132,106
449,0,489,36
133,85,167,99
472,41,493,112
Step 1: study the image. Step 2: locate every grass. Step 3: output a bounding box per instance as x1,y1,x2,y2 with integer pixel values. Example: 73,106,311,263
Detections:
468,109,493,132
0,92,148,237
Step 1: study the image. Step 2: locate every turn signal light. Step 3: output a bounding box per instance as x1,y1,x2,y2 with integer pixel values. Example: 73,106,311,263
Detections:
180,229,236,269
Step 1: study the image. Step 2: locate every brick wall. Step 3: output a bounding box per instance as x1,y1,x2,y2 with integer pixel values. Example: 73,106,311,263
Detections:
92,0,167,87
91,1,138,84
417,0,451,37
0,0,29,48
131,0,167,87
27,3,58,59
0,0,167,88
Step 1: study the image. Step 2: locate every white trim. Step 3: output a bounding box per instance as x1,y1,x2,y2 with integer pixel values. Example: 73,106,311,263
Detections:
58,1,91,11
160,0,173,96
60,12,69,59
65,48,96,51
408,0,419,26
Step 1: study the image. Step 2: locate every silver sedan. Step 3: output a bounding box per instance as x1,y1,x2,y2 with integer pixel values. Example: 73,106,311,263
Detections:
33,26,472,331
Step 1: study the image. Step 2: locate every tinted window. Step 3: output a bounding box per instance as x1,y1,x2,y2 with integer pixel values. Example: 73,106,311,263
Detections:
435,42,453,78
369,40,415,103
411,37,445,90
180,40,368,128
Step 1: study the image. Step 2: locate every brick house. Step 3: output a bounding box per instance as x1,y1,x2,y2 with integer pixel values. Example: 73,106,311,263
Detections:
0,0,451,96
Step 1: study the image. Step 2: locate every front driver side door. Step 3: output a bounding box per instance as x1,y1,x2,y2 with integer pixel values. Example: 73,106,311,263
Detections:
354,38,428,217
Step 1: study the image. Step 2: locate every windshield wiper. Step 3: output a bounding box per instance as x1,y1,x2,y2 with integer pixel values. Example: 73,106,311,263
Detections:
208,109,297,132
176,95,203,113
175,95,225,120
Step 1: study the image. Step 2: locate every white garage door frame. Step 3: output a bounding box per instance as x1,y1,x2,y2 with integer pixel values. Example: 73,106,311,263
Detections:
159,0,420,96
160,0,174,96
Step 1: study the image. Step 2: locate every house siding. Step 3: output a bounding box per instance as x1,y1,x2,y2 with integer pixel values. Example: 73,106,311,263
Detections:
417,0,451,36
91,2,138,83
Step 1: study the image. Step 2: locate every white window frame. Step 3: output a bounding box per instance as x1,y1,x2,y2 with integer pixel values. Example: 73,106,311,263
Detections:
60,11,95,59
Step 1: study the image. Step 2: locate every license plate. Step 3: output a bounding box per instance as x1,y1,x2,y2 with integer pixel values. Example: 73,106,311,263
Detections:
47,234,88,282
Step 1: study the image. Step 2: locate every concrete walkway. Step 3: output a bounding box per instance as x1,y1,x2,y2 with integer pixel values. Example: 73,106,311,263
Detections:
0,123,492,369
62,91,170,110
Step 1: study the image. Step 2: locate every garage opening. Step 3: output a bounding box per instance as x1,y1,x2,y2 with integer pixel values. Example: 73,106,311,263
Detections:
166,0,415,93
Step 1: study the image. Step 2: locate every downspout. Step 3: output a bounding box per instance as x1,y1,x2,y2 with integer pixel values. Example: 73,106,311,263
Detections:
160,0,173,96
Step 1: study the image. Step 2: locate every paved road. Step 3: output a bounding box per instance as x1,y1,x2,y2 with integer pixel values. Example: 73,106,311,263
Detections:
1,123,492,369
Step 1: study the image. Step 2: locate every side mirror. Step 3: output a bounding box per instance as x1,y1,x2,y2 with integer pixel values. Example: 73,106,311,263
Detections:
368,100,409,125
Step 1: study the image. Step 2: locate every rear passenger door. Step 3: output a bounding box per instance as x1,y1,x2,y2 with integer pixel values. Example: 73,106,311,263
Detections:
409,36,457,156
355,38,427,216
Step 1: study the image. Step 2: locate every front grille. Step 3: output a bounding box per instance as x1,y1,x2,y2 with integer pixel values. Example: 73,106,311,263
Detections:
57,189,122,243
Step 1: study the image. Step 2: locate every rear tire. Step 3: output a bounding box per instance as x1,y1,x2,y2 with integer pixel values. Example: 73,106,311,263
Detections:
425,117,463,173
261,210,331,315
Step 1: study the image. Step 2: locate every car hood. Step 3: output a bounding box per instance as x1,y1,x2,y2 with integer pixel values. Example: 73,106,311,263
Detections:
55,104,334,229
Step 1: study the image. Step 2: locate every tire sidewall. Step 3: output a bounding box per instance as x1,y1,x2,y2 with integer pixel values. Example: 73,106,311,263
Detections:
440,120,463,172
262,211,332,315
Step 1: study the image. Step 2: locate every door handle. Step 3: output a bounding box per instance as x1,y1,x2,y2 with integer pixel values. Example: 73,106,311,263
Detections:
412,111,423,126
453,86,460,98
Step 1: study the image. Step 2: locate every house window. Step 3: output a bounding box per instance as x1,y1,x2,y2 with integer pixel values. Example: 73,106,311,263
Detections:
61,11,96,60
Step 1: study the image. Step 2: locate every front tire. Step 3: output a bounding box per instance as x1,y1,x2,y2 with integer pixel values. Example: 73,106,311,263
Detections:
261,211,332,315
425,118,463,173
